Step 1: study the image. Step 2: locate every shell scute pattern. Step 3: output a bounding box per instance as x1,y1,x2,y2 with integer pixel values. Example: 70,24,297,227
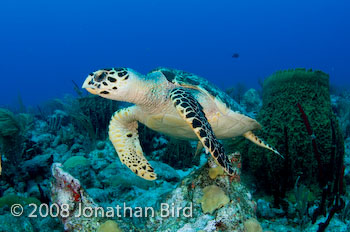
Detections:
150,68,246,114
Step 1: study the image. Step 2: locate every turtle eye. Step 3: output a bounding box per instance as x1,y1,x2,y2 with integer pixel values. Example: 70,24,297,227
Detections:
94,72,107,82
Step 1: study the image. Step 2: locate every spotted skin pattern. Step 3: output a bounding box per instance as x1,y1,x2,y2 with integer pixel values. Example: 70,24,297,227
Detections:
87,67,130,95
170,88,237,176
109,107,156,180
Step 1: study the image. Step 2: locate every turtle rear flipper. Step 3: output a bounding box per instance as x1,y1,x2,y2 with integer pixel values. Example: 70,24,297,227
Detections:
243,131,284,159
170,88,238,176
109,107,156,180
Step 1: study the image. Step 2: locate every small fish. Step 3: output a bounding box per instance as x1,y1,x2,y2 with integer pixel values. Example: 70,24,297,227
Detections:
232,53,240,58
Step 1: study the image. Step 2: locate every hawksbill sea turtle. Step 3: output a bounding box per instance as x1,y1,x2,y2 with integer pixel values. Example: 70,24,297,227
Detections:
82,67,281,181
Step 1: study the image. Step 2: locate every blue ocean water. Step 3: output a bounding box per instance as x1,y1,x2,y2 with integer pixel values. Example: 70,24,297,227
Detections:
1,1,350,231
0,0,349,106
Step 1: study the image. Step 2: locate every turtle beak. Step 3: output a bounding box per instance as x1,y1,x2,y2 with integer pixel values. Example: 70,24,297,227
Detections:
82,76,98,95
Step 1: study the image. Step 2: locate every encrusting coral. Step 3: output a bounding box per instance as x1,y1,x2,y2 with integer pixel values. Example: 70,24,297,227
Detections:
97,220,122,232
63,156,90,169
200,185,229,214
208,166,224,179
243,218,263,232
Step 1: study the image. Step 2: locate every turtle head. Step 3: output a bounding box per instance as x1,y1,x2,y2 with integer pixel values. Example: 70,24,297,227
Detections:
82,67,142,102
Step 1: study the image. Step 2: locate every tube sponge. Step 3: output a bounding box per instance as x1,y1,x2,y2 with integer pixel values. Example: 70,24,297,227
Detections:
247,68,344,200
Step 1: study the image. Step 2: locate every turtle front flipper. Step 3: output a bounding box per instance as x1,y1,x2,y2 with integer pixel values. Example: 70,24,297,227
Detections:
109,106,156,180
170,88,237,176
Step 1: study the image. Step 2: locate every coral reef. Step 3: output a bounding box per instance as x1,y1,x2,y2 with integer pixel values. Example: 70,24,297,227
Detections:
0,194,40,208
63,156,90,169
200,185,230,214
140,125,201,171
97,220,122,232
145,153,258,232
47,151,258,232
0,108,36,192
208,166,224,179
161,138,199,169
51,163,112,232
243,218,263,232
331,92,350,138
0,108,21,137
225,82,248,104
0,214,35,232
76,95,119,141
241,88,262,114
1,70,349,232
